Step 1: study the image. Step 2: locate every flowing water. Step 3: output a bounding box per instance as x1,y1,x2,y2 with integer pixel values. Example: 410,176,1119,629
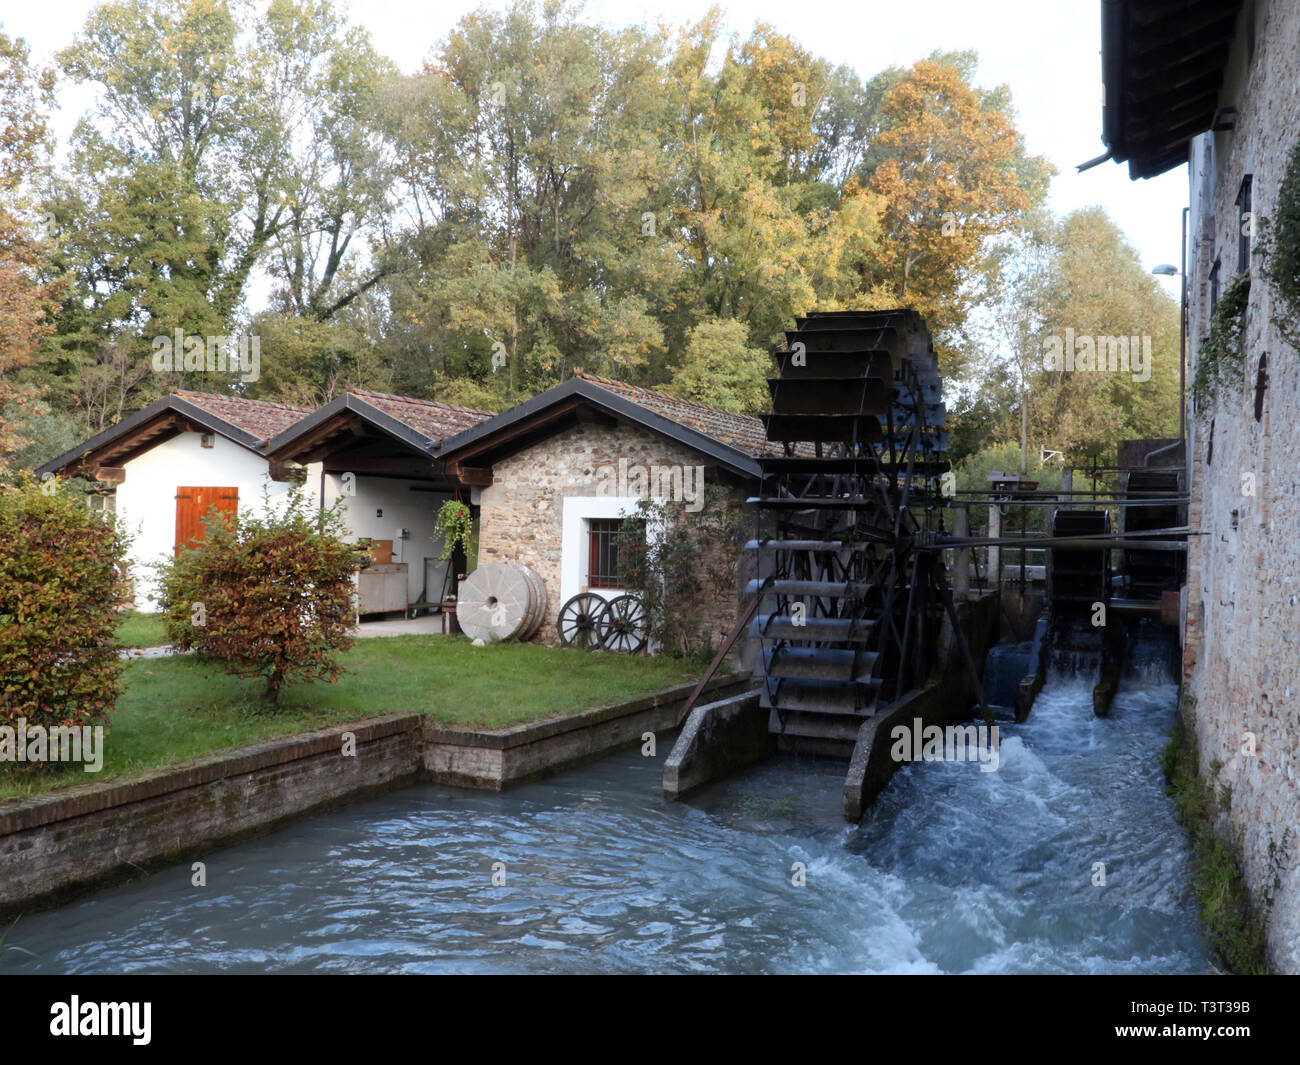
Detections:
9,658,1207,974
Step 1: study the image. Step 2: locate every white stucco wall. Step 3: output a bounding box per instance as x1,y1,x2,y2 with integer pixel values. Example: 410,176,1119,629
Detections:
559,495,643,608
114,431,300,610
321,472,453,605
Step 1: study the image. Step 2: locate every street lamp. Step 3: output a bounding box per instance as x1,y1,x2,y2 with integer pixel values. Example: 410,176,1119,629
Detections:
1149,207,1189,446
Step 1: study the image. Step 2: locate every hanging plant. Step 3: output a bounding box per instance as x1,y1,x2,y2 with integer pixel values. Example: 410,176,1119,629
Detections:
1192,271,1250,407
435,499,473,562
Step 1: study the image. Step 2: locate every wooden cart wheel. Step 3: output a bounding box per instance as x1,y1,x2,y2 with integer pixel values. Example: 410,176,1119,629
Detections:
598,594,648,654
557,592,608,650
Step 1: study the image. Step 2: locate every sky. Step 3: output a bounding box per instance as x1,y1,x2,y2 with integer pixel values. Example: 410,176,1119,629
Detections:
7,0,1188,302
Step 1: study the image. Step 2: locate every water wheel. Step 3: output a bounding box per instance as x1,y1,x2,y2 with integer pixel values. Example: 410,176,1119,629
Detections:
598,594,648,654
557,592,608,649
457,561,548,642
748,309,956,746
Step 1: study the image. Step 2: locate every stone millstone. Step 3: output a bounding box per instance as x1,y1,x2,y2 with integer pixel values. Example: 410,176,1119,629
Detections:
457,561,547,642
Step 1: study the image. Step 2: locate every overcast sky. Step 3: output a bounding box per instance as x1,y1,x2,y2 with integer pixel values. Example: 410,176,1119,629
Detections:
9,0,1187,302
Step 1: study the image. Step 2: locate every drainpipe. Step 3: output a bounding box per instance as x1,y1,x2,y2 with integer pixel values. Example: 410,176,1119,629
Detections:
1178,204,1188,445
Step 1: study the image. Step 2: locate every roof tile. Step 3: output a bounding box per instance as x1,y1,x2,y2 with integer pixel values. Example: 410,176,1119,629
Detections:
174,391,309,442
574,372,771,456
349,389,495,445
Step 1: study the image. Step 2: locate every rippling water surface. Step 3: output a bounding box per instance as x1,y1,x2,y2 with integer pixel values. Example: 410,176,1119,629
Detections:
12,664,1207,974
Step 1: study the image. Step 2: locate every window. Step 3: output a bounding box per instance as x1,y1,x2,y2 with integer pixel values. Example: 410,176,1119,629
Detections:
1237,175,1253,274
587,518,644,588
1254,352,1269,422
1209,259,1221,314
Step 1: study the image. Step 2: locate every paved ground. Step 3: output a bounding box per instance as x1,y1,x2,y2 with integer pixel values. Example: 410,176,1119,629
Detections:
352,614,446,637
119,645,189,660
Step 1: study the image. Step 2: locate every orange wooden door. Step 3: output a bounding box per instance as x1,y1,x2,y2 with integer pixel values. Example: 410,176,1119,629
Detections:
175,487,239,552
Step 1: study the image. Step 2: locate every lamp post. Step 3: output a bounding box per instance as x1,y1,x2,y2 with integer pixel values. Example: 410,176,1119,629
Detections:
1151,206,1190,446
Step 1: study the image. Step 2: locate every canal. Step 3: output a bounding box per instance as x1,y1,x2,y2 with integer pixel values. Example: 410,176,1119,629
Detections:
10,661,1207,974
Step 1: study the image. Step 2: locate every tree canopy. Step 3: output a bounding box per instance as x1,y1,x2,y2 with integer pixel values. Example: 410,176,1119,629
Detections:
0,1,1177,476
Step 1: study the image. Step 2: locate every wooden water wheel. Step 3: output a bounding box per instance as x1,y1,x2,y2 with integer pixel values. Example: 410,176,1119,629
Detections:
749,309,957,744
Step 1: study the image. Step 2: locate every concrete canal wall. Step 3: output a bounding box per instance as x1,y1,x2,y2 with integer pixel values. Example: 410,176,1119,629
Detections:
0,673,747,918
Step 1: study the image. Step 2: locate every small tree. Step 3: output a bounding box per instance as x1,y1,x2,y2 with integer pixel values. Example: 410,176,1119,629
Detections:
0,476,129,739
618,487,745,659
157,489,360,702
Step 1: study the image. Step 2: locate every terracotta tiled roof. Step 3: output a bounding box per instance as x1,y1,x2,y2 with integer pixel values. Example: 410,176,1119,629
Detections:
174,391,309,442
574,372,772,457
349,389,495,446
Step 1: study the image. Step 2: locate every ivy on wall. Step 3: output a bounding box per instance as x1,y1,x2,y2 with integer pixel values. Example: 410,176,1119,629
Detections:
1192,272,1251,406
1261,134,1300,348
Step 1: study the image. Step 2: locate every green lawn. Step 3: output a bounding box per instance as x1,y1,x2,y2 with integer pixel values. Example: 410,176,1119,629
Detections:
115,610,169,648
0,636,703,802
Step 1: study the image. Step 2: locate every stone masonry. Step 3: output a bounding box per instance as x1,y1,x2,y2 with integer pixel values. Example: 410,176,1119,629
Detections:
1183,0,1300,972
475,419,748,648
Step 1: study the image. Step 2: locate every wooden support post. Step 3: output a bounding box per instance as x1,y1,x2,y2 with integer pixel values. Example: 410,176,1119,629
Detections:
1061,467,1073,504
988,504,1001,589
952,503,970,601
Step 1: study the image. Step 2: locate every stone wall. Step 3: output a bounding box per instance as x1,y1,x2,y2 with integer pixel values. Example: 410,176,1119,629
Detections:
476,419,749,648
1183,0,1300,973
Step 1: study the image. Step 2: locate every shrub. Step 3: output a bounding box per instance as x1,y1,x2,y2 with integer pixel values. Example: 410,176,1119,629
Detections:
617,487,745,659
0,476,129,737
157,489,361,702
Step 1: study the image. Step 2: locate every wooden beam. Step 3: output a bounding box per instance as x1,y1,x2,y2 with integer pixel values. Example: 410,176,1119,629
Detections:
93,466,126,484
268,459,304,483
275,412,372,463
446,463,494,487
321,455,440,478
446,398,582,462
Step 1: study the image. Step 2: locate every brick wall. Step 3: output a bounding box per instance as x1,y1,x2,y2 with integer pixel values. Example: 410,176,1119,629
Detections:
0,715,422,917
1184,0,1300,973
0,676,752,917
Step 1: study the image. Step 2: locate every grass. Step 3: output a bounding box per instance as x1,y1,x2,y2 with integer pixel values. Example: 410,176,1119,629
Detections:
115,610,169,648
1162,696,1272,974
0,635,701,802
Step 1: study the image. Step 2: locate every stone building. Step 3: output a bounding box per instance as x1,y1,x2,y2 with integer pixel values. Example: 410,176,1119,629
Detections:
1101,0,1300,971
439,372,761,647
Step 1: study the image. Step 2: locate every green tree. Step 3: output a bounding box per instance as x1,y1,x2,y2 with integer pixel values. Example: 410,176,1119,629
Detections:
973,207,1180,463
667,318,772,414
0,26,60,470
41,0,398,421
